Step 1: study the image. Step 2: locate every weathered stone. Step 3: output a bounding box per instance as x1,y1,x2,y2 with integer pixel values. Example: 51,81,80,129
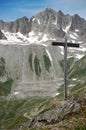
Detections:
0,30,7,40
29,100,81,127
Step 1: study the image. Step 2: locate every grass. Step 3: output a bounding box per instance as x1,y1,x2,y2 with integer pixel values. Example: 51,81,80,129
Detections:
29,53,33,71
0,96,86,130
0,57,6,76
59,57,75,73
43,55,51,72
0,97,54,129
0,98,29,129
0,78,13,96
0,57,13,96
69,55,86,79
34,56,41,76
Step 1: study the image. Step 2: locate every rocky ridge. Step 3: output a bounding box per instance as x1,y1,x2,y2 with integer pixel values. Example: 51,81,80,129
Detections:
0,8,86,43
29,99,81,128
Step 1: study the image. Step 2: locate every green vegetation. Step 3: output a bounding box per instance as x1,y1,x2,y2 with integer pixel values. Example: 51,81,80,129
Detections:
59,57,75,73
0,78,13,96
29,54,42,76
0,98,29,129
0,54,86,130
34,56,41,76
0,57,13,96
0,57,6,76
0,97,54,129
69,55,86,78
59,102,86,130
43,55,51,72
58,55,86,99
29,53,33,71
59,55,86,79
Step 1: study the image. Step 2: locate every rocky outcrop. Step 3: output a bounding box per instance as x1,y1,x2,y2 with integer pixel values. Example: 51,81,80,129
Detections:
0,30,7,39
29,99,81,128
0,17,31,35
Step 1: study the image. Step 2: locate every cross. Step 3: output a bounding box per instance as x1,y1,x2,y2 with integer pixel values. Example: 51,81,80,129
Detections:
52,37,79,100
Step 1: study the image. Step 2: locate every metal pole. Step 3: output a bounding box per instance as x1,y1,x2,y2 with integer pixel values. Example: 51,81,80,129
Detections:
64,36,67,100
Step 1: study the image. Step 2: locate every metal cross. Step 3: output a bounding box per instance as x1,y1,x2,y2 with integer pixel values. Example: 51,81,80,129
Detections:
52,37,79,100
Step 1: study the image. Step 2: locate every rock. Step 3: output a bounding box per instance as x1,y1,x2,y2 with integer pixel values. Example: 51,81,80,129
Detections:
0,8,86,40
29,100,81,128
0,30,7,40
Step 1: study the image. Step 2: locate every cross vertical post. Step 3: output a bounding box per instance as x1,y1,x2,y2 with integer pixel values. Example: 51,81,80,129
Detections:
64,37,67,100
52,38,79,100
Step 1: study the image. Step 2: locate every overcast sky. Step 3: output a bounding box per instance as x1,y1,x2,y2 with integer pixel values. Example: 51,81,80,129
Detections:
0,0,86,21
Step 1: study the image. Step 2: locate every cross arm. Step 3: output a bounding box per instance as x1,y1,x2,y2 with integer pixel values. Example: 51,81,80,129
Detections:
52,42,79,48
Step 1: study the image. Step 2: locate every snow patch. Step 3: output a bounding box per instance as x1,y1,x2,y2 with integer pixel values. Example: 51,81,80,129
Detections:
13,91,19,95
68,84,76,87
72,78,77,81
40,34,49,42
63,23,71,33
32,18,35,21
78,41,83,43
29,31,35,37
59,46,64,55
78,47,86,52
37,19,41,24
75,29,79,32
55,93,59,96
32,18,41,24
71,40,76,43
73,33,78,37
70,34,77,40
76,54,84,59
52,92,59,97
1,30,27,43
46,49,52,61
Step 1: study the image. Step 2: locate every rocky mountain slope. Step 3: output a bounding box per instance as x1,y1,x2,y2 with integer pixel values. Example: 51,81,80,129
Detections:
0,8,86,98
0,8,86,43
0,8,86,130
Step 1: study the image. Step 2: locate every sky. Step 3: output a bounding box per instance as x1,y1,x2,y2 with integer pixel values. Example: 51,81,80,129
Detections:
0,0,86,21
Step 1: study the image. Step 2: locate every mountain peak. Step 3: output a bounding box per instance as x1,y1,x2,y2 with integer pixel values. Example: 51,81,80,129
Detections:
45,8,55,11
58,10,64,14
43,8,57,14
73,14,82,20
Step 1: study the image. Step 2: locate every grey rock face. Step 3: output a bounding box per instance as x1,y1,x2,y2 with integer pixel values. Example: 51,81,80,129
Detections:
0,30,7,39
32,8,65,39
29,100,81,127
0,8,86,40
70,14,85,31
0,17,31,35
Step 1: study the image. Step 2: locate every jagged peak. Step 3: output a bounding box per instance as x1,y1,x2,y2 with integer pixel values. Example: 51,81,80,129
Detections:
42,8,57,14
73,14,81,19
58,10,65,16
45,8,55,12
15,16,28,21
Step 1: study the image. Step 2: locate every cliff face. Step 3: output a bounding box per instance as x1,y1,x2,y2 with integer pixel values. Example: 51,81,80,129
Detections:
0,8,86,41
0,30,7,39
